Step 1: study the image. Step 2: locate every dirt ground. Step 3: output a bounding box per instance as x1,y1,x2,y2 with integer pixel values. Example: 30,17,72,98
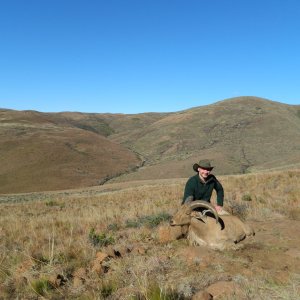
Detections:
102,217,300,299
174,218,300,299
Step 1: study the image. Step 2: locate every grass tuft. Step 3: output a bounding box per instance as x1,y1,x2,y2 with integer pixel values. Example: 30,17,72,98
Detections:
126,212,171,229
30,278,52,296
132,282,185,300
100,280,116,298
88,228,115,247
241,194,252,201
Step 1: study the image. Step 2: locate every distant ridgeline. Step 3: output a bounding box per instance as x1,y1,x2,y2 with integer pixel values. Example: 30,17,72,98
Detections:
0,96,300,193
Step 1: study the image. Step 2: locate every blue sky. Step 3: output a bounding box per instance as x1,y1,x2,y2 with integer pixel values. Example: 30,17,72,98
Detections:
0,0,299,113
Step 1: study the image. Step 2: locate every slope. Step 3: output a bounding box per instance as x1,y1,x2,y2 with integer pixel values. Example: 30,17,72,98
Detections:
1,96,300,192
0,109,140,193
107,96,300,182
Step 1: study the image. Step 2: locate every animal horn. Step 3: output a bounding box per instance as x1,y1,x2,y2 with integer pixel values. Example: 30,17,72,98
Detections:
189,200,219,223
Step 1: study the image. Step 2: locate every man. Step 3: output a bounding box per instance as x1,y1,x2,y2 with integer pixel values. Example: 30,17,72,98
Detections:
182,159,225,213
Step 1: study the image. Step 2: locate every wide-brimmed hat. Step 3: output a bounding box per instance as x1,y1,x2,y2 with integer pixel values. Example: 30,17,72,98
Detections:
193,159,214,172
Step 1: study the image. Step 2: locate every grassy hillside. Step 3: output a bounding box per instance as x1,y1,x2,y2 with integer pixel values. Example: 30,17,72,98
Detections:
1,96,300,193
0,110,140,193
107,96,300,182
0,170,299,299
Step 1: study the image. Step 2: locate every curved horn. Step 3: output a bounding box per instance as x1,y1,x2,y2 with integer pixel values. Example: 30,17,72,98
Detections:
189,200,219,224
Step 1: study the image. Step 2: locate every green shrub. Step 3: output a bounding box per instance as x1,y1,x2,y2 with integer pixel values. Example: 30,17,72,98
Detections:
45,200,58,206
100,281,116,298
125,219,141,228
107,222,121,231
88,228,115,247
242,194,252,201
31,278,52,296
140,212,172,228
125,212,171,229
45,200,65,209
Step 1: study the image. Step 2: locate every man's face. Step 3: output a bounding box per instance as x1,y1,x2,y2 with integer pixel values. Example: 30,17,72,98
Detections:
198,167,212,179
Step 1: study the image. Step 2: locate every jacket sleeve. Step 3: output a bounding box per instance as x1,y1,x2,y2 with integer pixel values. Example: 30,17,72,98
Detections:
182,177,195,204
214,179,224,206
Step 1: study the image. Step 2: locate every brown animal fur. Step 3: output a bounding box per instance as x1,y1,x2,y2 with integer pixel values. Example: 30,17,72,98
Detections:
170,202,254,250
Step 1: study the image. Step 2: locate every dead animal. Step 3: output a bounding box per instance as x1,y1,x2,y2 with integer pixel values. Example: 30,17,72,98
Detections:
170,200,254,250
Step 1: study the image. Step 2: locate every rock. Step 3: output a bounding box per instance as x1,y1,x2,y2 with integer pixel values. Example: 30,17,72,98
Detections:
192,290,213,300
49,274,67,287
105,245,117,258
91,251,110,274
112,245,132,257
95,251,109,262
206,281,241,299
105,244,133,258
73,267,88,288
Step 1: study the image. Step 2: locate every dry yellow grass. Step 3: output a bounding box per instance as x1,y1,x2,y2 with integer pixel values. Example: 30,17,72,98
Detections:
0,169,300,299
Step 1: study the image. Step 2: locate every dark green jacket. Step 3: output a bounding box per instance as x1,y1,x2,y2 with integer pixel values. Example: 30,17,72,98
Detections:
182,174,224,206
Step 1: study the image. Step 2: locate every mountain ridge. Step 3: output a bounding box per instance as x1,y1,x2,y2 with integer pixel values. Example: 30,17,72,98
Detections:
1,96,299,193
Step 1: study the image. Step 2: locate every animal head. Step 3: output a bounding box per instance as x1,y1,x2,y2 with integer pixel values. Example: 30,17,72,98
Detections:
170,200,219,226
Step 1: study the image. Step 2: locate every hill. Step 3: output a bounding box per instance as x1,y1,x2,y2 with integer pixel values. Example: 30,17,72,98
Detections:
1,96,300,193
106,96,300,182
0,109,140,193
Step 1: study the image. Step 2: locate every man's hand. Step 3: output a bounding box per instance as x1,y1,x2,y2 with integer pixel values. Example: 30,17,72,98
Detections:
215,205,230,216
215,205,223,212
